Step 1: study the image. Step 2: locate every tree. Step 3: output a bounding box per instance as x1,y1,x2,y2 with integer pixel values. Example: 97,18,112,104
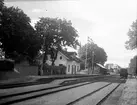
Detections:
0,0,4,26
78,43,107,67
125,20,137,50
35,17,79,65
128,55,137,75
0,5,41,62
0,48,5,59
0,0,4,10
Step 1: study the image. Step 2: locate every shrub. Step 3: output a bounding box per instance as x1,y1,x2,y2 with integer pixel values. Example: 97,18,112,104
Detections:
80,62,85,70
43,64,66,75
0,59,15,71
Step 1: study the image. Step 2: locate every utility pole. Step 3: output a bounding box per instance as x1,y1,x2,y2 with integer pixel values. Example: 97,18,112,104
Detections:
85,42,88,71
87,36,95,74
92,51,94,74
39,35,46,76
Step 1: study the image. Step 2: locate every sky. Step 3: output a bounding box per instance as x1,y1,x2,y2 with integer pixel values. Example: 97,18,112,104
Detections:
5,0,137,67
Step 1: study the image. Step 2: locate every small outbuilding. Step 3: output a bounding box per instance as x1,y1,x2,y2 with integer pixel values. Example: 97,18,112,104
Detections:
94,63,108,75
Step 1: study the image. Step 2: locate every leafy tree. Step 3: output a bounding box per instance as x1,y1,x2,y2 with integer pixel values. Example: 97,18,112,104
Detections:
129,55,137,75
35,17,79,65
0,0,4,10
125,20,137,50
0,4,41,62
78,43,107,67
0,48,5,59
0,0,4,25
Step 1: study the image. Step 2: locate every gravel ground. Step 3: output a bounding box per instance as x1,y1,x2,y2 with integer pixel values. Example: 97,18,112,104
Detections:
0,75,93,85
0,76,38,84
118,78,137,105
11,82,109,105
101,83,124,105
73,83,119,105
0,78,75,97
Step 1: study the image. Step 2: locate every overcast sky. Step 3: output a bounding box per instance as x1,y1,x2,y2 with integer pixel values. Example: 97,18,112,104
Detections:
5,0,137,67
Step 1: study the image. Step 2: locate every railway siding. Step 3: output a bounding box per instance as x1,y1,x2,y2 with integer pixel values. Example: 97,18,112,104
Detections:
10,82,110,105
100,83,124,105
72,83,120,105
0,76,125,105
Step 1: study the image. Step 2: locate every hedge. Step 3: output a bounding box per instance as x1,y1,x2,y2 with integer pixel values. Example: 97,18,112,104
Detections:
43,64,66,75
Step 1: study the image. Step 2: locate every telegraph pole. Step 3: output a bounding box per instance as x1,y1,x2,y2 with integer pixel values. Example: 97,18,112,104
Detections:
87,36,95,74
40,35,46,76
92,51,94,74
85,41,88,71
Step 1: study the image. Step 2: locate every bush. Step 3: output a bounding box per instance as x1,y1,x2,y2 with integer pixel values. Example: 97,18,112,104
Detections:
80,62,85,70
0,59,15,71
43,64,66,75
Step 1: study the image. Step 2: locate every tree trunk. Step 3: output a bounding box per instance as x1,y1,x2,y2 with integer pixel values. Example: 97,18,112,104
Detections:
39,52,47,76
38,64,41,76
51,60,55,75
51,60,55,66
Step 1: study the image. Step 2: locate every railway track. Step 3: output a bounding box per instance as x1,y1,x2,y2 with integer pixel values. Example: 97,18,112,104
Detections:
0,76,105,98
67,78,126,105
0,75,101,89
0,76,124,105
0,76,114,105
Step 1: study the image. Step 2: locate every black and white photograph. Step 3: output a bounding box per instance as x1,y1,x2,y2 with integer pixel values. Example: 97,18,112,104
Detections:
0,0,137,105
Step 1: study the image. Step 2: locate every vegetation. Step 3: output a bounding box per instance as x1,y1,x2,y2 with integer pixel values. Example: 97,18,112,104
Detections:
125,20,137,50
43,64,66,75
128,55,137,75
0,1,80,76
78,43,107,68
0,1,41,62
0,59,14,71
35,17,79,65
125,20,137,76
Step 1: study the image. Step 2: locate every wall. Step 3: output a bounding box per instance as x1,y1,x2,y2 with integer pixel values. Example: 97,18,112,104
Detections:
0,61,38,80
54,52,68,66
15,61,38,76
46,52,81,75
66,61,80,74
0,70,20,80
94,66,100,74
66,61,73,74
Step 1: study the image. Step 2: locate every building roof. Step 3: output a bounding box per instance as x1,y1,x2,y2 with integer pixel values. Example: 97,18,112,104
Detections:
60,50,82,63
96,63,106,69
36,49,82,63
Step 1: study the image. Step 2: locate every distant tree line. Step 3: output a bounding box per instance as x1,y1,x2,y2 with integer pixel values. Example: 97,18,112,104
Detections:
78,42,107,69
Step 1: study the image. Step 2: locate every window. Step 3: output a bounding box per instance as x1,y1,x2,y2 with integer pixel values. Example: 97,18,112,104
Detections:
72,65,73,74
77,66,79,71
68,65,70,72
59,64,63,66
60,56,62,60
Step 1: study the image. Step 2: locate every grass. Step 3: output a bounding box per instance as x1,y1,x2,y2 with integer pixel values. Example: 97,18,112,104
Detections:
0,76,38,85
118,78,137,105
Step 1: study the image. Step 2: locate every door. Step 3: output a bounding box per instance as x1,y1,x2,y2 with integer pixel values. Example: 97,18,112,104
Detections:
74,65,76,74
71,65,73,74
